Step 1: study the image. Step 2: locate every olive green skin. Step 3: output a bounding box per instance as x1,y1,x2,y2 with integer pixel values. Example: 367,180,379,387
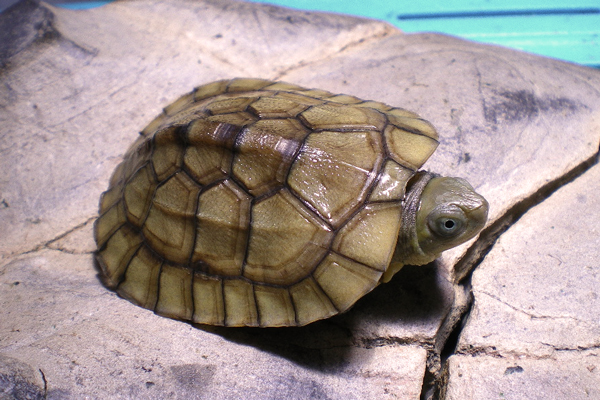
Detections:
94,78,488,327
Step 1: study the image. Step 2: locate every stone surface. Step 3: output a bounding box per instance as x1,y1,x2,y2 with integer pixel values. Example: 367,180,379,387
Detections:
1,0,599,398
447,159,600,399
2,251,427,399
445,353,600,400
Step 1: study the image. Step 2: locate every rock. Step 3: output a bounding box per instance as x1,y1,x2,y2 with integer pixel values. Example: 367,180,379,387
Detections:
445,353,600,400
1,0,599,398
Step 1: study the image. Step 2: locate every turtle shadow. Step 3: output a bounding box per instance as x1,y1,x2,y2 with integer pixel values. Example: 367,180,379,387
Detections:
196,262,449,371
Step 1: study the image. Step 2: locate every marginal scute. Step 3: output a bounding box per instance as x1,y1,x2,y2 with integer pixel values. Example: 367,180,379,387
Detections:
289,278,338,326
356,101,392,112
327,94,363,104
163,104,210,128
152,127,184,181
143,171,200,264
384,124,439,170
192,274,225,325
263,81,306,91
141,115,165,137
193,80,229,102
121,137,153,182
95,78,445,327
254,285,296,327
385,107,421,119
313,252,382,312
193,180,250,276
117,245,162,309
123,163,156,227
155,264,193,320
99,182,123,213
227,78,273,92
95,198,126,247
245,189,332,285
97,224,143,287
163,92,195,116
288,130,383,226
388,114,439,140
333,203,403,271
223,279,258,327
301,89,335,98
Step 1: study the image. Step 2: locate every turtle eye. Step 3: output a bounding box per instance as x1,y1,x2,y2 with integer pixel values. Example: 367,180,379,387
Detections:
433,217,463,237
428,206,466,238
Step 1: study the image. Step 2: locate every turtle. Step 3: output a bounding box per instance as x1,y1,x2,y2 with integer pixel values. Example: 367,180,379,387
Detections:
94,78,488,327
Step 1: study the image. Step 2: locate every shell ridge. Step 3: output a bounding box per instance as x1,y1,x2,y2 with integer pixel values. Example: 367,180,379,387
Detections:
391,121,440,143
219,277,227,326
252,283,262,327
284,186,335,232
151,259,164,313
113,240,144,289
238,196,254,281
108,227,144,287
328,249,385,274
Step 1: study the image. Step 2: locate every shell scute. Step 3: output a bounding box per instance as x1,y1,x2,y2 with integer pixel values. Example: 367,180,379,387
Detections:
123,163,156,227
299,103,386,132
117,245,162,309
232,118,308,196
245,189,332,286
287,130,383,227
222,279,259,327
193,180,250,277
142,171,199,264
192,274,225,325
313,253,382,311
155,264,194,320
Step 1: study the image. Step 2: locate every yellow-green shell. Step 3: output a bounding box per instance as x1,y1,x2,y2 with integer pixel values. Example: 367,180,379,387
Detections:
94,78,439,327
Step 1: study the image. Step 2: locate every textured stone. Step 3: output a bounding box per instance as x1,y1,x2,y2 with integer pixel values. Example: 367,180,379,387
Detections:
448,151,600,399
458,161,600,355
445,354,600,400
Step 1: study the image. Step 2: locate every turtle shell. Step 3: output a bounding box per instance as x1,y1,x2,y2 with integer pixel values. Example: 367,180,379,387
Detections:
94,78,439,327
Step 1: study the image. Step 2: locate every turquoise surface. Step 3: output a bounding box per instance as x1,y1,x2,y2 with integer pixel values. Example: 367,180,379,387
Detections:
243,0,599,67
6,0,599,67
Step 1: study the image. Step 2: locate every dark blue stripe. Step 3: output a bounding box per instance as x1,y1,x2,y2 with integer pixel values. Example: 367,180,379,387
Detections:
397,8,600,20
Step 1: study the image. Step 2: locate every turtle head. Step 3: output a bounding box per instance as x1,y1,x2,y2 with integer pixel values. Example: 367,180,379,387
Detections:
385,172,488,281
415,175,488,260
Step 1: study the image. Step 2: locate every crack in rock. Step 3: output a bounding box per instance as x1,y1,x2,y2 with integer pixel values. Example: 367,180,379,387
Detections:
274,25,395,80
477,290,596,326
2,217,96,262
